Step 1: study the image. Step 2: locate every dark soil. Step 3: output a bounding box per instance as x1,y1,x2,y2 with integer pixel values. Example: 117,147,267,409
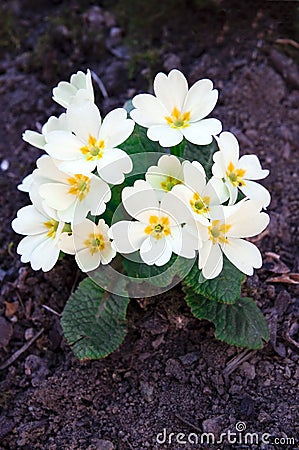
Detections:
0,1,299,449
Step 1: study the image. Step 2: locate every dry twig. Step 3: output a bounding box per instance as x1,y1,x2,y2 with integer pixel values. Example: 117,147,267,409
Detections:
223,349,256,377
0,328,44,371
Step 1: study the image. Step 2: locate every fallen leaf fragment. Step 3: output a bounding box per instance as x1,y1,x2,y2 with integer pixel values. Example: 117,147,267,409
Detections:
263,252,290,274
266,273,299,284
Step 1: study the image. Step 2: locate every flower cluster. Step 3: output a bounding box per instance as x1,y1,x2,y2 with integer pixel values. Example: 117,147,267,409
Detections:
12,69,270,280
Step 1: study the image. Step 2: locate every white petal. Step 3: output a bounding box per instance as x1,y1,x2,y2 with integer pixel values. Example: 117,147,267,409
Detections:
211,150,226,178
159,154,182,176
109,221,146,253
67,100,101,142
86,178,111,216
194,221,210,243
171,183,193,202
59,233,76,255
204,176,229,205
36,155,67,182
201,242,223,279
183,160,206,193
145,172,170,192
31,238,60,271
170,226,198,258
70,70,92,91
45,131,83,160
122,180,159,220
98,108,134,148
59,159,96,174
145,154,183,190
60,201,82,224
227,200,270,238
154,70,188,113
52,81,77,108
160,191,193,226
72,218,94,243
238,154,269,180
18,173,34,192
52,70,94,109
147,125,183,147
182,119,222,145
39,183,74,211
85,69,95,100
75,248,101,272
100,244,116,265
131,94,167,127
140,236,172,266
215,131,239,166
43,113,69,134
240,180,271,208
23,130,46,149
17,234,45,261
223,238,262,275
97,148,132,184
184,79,218,121
12,205,48,235
198,239,210,268
226,181,238,205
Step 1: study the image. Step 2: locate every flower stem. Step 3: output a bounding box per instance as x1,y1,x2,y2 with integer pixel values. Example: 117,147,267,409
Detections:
170,140,185,158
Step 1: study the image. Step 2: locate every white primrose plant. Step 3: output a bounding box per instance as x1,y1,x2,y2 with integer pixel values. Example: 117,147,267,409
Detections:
12,69,271,360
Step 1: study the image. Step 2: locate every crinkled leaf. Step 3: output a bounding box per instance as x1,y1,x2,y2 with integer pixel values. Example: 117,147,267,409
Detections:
183,256,245,304
61,278,129,360
122,253,195,287
183,138,219,178
121,123,164,155
184,290,269,349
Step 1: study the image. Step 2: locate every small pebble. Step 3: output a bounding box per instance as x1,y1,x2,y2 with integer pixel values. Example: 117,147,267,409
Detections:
0,159,9,171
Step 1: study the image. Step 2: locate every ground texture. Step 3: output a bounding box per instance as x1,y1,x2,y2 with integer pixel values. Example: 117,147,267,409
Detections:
0,1,298,449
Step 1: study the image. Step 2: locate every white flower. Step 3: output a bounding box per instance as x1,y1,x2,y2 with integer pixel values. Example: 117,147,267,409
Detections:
130,69,222,147
109,180,198,266
31,155,111,224
23,112,69,150
52,69,94,108
213,131,271,207
11,203,66,272
189,200,270,279
45,100,134,184
172,160,229,226
145,154,184,200
59,218,116,272
18,173,34,192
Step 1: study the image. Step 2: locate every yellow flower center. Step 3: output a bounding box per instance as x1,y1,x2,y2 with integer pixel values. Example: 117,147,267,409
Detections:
84,233,105,255
67,174,91,201
208,220,231,245
160,176,182,192
165,106,191,129
80,135,105,161
226,162,246,187
144,215,171,240
44,219,59,239
190,193,210,215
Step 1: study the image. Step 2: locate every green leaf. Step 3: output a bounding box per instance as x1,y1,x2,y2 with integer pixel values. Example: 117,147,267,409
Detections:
121,124,164,155
170,140,186,158
183,139,219,178
122,253,195,287
183,256,245,304
61,278,130,360
184,291,269,349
